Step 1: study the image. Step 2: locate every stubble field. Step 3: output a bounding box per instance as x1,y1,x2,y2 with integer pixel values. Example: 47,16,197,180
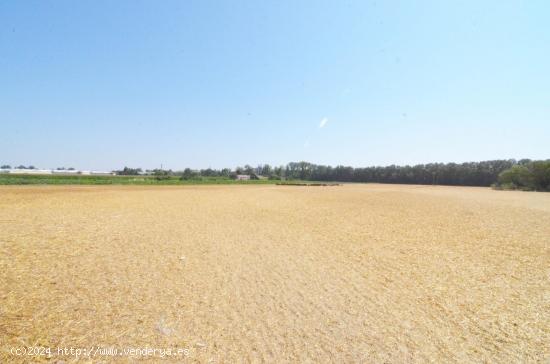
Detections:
1,184,549,363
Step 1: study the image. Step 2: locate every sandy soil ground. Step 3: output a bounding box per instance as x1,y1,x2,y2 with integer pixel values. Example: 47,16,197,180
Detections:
1,184,548,363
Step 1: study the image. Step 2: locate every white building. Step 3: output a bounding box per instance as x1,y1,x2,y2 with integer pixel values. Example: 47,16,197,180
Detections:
52,169,79,174
90,171,115,176
2,169,114,176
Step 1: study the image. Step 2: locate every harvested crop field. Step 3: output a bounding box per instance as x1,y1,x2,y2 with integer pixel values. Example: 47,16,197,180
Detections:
1,184,549,363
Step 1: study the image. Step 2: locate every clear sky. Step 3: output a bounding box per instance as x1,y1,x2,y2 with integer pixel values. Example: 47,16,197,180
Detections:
1,1,548,170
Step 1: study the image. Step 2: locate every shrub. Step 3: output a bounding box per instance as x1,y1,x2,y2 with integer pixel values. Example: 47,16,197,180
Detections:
497,161,550,191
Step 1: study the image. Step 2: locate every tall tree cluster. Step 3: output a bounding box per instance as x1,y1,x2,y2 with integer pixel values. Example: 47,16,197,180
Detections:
284,160,522,186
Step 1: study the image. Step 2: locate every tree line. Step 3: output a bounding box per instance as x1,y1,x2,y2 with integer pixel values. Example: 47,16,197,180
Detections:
114,159,549,189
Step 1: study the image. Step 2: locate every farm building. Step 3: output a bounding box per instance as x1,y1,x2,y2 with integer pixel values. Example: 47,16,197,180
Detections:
52,169,79,174
6,169,52,174
2,169,114,176
90,171,116,176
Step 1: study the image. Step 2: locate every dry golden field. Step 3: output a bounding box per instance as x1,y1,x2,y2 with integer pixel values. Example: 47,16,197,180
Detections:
1,184,549,363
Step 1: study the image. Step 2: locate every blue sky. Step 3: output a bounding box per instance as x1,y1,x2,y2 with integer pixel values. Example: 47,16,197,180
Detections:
1,1,548,170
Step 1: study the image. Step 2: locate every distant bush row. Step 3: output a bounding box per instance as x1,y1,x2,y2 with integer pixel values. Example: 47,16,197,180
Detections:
495,161,550,191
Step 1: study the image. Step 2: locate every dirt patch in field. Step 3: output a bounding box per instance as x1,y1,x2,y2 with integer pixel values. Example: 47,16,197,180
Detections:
1,184,548,362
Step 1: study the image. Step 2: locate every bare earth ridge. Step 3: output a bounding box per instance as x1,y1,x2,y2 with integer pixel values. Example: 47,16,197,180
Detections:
1,184,548,363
